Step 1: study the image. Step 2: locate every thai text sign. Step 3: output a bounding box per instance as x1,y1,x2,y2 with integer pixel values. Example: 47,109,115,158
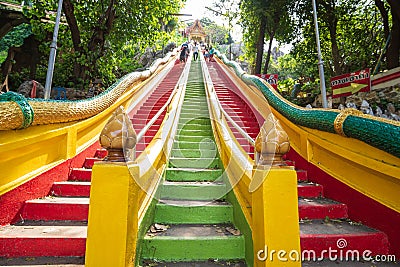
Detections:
331,69,371,98
256,74,278,90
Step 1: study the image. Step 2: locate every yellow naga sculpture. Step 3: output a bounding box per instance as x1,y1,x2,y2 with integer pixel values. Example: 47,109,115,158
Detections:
99,106,137,162
0,51,177,131
249,114,290,192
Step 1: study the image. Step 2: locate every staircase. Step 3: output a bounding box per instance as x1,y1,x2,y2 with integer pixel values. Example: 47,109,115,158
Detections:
132,63,184,156
0,64,184,265
207,61,390,260
140,61,247,266
291,159,390,257
207,61,259,159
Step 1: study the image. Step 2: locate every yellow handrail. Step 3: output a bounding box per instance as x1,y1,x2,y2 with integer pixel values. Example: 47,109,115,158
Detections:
201,57,301,266
85,59,191,267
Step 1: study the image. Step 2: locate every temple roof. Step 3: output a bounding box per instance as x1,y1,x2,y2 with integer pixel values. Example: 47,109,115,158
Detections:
187,19,206,37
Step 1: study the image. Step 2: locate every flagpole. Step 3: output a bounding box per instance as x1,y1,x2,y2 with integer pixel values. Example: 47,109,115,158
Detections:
44,0,63,100
312,0,328,108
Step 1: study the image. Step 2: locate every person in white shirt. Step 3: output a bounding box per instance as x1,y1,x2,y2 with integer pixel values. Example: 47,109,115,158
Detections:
193,42,199,61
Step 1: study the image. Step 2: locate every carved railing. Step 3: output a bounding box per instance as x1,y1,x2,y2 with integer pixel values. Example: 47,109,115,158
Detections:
0,50,177,130
213,50,400,158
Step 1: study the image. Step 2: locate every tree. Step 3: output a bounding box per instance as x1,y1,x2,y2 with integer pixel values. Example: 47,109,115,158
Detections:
239,0,267,74
385,0,400,68
27,0,183,85
291,0,385,78
239,0,293,74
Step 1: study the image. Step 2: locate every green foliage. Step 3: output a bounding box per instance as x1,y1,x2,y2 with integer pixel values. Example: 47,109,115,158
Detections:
291,0,385,78
203,21,230,45
0,24,32,58
22,0,183,89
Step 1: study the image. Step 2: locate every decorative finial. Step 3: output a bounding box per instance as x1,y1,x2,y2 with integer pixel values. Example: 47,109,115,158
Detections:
255,113,290,166
99,106,137,162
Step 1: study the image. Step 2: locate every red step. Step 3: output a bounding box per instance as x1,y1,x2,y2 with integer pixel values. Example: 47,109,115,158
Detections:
0,59,186,261
51,182,91,197
296,169,308,181
300,220,389,256
82,158,102,169
298,183,323,198
0,225,86,257
20,197,89,221
94,148,107,158
69,168,92,181
298,198,348,220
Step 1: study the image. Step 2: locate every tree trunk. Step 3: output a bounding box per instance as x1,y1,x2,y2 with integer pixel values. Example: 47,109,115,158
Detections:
386,0,400,69
263,14,280,74
62,0,116,81
255,16,266,75
63,0,81,51
62,0,83,81
321,1,343,75
374,0,390,38
386,14,400,69
263,33,274,74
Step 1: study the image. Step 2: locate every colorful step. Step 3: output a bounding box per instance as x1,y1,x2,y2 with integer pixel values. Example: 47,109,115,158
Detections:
140,60,246,265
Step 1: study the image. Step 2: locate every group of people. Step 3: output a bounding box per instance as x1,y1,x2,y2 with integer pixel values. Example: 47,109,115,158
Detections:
179,41,214,63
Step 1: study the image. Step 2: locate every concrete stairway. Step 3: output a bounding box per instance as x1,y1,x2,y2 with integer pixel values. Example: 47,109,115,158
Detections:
140,61,247,267
0,64,184,265
206,60,390,261
206,61,259,159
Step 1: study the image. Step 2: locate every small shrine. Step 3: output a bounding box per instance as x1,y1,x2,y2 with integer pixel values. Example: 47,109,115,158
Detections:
187,19,206,43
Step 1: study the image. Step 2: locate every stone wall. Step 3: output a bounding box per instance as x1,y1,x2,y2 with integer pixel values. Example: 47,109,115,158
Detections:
311,84,400,121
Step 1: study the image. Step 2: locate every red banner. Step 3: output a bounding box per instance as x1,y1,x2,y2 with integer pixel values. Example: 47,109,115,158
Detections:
331,69,371,98
256,74,278,90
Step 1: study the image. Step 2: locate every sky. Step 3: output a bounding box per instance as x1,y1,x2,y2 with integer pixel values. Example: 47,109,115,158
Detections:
180,0,220,22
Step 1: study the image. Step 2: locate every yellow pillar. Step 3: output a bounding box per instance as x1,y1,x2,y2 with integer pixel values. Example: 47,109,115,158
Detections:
252,167,301,267
85,162,139,267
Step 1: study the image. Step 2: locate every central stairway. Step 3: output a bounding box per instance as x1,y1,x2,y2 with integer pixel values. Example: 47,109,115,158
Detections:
140,61,247,266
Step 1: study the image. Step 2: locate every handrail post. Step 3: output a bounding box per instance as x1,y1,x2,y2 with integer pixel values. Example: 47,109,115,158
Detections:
85,107,139,267
251,114,301,266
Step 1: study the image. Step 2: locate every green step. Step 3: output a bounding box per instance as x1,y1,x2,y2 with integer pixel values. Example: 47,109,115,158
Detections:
154,200,233,224
165,168,223,182
180,113,210,120
181,104,208,109
175,135,213,142
176,129,213,136
142,225,244,261
171,148,218,158
160,181,227,201
181,105,209,110
178,123,213,131
173,141,216,150
169,157,221,169
178,118,211,125
180,112,210,118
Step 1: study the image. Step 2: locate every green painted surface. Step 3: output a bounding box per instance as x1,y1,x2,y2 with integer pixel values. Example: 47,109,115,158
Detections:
178,118,211,125
154,202,233,224
176,129,213,136
169,157,221,169
225,189,254,267
177,124,212,131
141,236,245,261
171,148,218,158
139,60,246,265
175,134,214,142
161,182,227,201
173,140,216,150
165,168,223,182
